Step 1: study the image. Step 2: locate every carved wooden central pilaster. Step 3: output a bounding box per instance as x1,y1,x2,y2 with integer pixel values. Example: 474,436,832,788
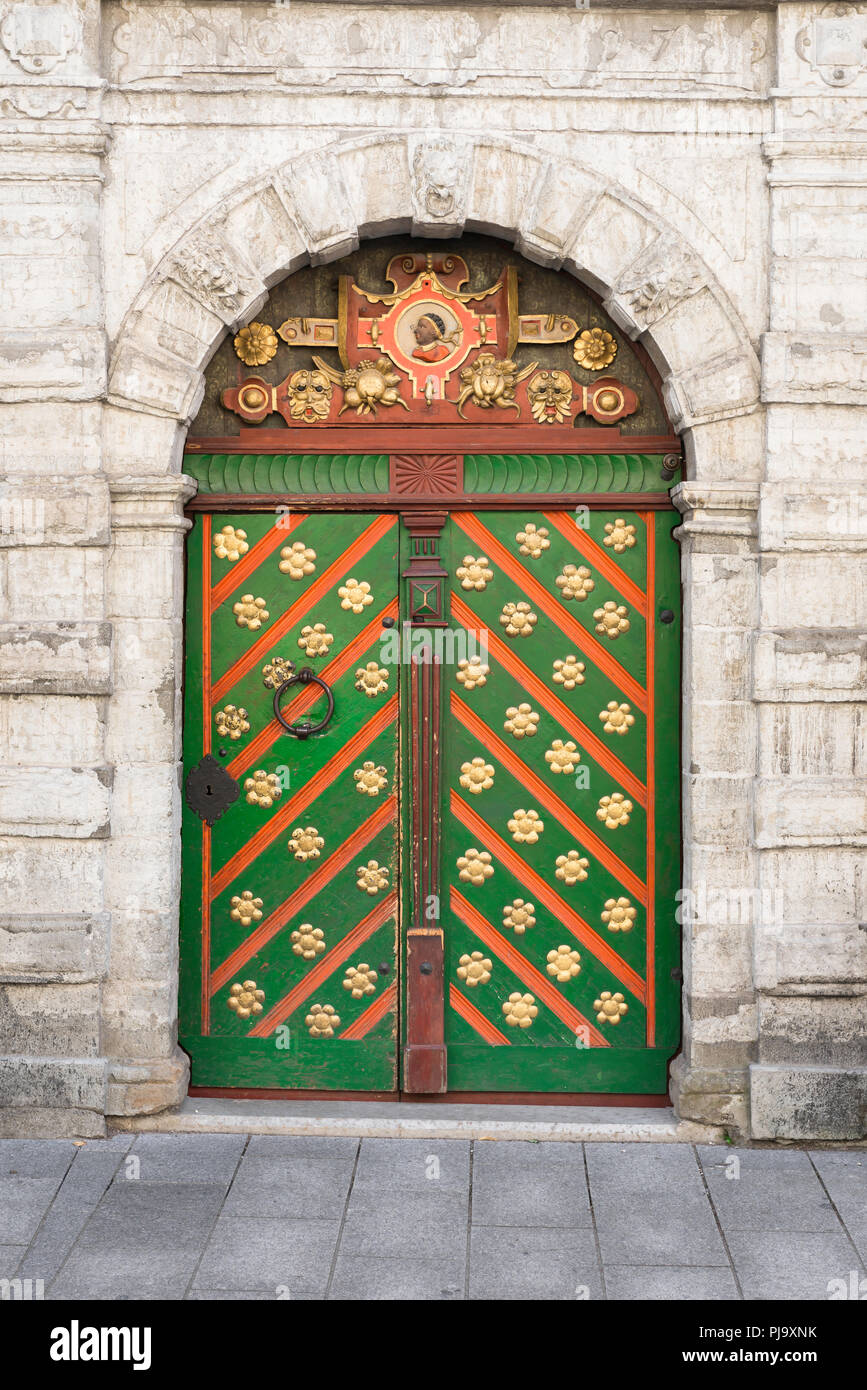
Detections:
402,509,448,1094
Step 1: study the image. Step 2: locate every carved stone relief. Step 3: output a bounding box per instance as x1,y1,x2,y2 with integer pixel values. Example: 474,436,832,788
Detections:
0,1,81,75
107,4,772,97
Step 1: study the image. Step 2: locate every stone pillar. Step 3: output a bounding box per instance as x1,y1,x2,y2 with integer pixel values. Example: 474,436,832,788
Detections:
0,0,110,1137
749,5,867,1139
103,475,197,1117
669,483,761,1139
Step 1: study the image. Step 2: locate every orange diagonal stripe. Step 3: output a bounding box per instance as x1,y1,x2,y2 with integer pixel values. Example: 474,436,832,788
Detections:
212,514,396,703
451,691,646,886
543,511,648,615
450,790,646,1001
449,983,511,1045
451,594,645,804
451,888,610,1046
211,515,305,612
210,695,398,899
340,982,397,1040
248,891,398,1037
226,598,399,780
210,796,397,993
453,513,646,711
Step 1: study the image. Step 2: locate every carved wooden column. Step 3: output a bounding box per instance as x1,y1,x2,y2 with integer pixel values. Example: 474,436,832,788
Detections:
402,510,449,1093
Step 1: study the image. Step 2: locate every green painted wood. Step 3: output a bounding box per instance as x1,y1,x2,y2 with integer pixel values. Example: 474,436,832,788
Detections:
184,454,390,494
180,492,682,1095
183,453,673,496
179,511,400,1090
439,507,681,1092
463,454,673,493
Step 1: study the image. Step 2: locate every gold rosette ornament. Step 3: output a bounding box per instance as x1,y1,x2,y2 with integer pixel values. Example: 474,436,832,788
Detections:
457,952,493,987
234,322,278,367
573,327,617,371
227,980,265,1020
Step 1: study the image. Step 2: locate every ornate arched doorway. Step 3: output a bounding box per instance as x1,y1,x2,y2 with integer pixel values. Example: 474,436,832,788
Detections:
179,234,683,1099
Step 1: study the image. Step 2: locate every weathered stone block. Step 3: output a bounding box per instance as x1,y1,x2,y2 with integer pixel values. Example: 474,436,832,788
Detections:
0,912,109,984
0,694,106,765
753,632,867,702
336,138,412,239
0,983,101,1056
0,475,109,548
756,777,867,848
758,703,865,778
758,994,867,1068
0,329,106,403
0,838,103,914
101,980,178,1062
762,331,867,405
760,552,866,628
685,775,753,847
686,702,756,778
754,920,867,993
106,1051,188,1118
0,623,111,695
277,149,358,261
749,1063,867,1141
4,547,105,621
0,766,112,839
0,1055,106,1112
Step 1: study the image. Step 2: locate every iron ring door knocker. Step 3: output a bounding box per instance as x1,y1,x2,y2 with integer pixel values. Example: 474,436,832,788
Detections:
273,665,335,739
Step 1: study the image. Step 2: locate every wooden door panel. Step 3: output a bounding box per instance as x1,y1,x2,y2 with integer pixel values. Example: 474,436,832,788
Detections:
441,508,681,1093
180,511,401,1090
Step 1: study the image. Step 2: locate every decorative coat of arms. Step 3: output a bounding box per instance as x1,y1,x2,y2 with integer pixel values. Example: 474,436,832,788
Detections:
222,253,638,429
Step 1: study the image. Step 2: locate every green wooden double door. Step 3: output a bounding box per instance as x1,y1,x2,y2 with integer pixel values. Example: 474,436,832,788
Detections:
180,504,681,1094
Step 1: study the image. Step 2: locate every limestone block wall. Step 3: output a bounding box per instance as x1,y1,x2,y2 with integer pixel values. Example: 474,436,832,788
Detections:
0,0,863,1139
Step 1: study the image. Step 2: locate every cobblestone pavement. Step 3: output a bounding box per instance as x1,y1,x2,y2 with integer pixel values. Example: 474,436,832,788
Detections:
1,1135,865,1300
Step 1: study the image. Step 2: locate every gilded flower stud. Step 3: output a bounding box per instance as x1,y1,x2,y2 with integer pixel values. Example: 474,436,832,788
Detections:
215,705,250,740
213,525,248,562
230,891,263,928
234,322,278,366
227,980,265,1020
508,809,544,844
553,656,585,690
339,577,374,614
457,952,493,987
298,623,333,657
457,849,494,886
593,991,628,1025
356,860,390,894
503,899,536,934
555,851,589,885
516,522,550,558
545,739,580,774
233,595,269,630
279,541,317,579
502,992,538,1029
459,757,495,794
355,662,389,697
291,925,325,959
456,657,489,690
343,963,378,999
306,1003,340,1037
500,601,537,637
594,601,630,639
456,555,494,591
573,326,617,371
547,946,582,982
597,792,633,829
601,897,637,933
353,762,388,797
556,564,594,602
288,826,324,862
603,519,637,553
504,704,539,739
244,770,282,808
600,701,634,735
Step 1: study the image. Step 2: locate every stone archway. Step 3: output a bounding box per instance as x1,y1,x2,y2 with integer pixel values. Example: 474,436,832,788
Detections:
102,133,762,1135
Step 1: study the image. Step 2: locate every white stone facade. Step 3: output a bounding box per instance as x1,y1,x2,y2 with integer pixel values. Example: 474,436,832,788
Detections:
0,0,864,1139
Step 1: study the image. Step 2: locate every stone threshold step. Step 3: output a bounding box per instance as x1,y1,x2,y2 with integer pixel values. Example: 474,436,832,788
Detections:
116,1097,724,1144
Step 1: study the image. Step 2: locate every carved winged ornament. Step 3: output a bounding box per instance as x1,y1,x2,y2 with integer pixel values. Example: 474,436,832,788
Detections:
222,252,638,429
